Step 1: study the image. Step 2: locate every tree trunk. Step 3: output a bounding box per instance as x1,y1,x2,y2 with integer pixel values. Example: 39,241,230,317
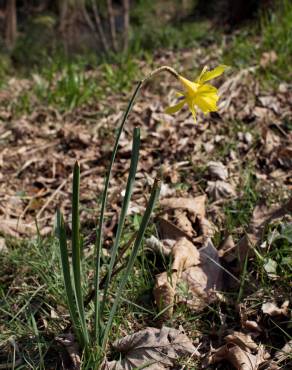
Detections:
122,0,130,52
5,0,17,49
106,0,118,51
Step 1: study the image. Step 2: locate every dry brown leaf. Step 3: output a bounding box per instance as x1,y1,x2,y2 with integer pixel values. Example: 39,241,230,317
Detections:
218,235,236,260
260,50,278,68
206,180,236,200
208,330,268,370
274,339,292,363
103,327,200,370
156,216,193,244
145,235,171,256
262,129,281,155
154,239,223,316
56,334,81,370
241,320,262,333
155,216,194,256
197,215,216,239
225,331,258,351
236,199,292,267
177,239,223,311
207,161,228,181
154,237,200,319
0,217,36,237
160,195,206,218
172,237,200,275
208,342,266,370
174,209,194,237
153,271,177,319
276,144,292,169
258,96,280,114
261,300,289,316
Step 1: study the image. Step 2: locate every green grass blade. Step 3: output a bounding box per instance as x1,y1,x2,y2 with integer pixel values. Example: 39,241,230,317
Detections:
71,161,89,346
101,178,161,350
30,313,44,369
56,209,81,342
94,81,143,344
100,127,141,319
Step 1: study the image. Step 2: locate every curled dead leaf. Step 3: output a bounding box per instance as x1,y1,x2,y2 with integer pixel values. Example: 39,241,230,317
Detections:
208,342,266,370
160,195,206,218
197,215,216,239
177,239,223,311
241,320,262,333
174,209,194,237
225,331,258,351
172,237,200,275
103,327,200,370
207,161,228,181
261,300,289,316
206,180,236,200
218,235,235,260
156,216,193,248
207,330,268,370
154,239,223,317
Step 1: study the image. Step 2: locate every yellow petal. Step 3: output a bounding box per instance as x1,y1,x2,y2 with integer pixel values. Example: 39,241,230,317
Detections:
165,99,185,114
196,65,228,84
189,105,197,122
195,66,208,83
178,76,199,96
193,84,219,113
197,83,218,94
186,96,197,122
194,93,219,114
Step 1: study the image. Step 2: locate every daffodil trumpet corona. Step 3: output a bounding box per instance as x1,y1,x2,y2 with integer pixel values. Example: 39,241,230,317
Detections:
165,65,228,122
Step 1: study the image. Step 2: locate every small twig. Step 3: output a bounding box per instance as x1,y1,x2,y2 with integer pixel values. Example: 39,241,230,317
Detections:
181,343,201,369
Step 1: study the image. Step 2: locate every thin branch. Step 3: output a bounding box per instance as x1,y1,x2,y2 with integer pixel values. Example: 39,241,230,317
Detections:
78,0,101,44
122,0,130,52
106,0,118,51
91,0,110,53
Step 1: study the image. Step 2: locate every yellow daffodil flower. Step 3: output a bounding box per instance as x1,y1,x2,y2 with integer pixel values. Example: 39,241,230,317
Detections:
166,65,228,122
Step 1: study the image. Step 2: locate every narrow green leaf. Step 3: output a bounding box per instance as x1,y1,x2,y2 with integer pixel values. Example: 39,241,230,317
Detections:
71,162,90,345
94,81,143,344
101,178,161,350
100,127,140,320
56,209,82,343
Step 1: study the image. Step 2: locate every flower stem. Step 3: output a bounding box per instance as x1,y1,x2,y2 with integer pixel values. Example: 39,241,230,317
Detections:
93,66,179,345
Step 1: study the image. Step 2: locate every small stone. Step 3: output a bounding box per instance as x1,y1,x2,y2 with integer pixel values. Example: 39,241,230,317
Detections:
244,132,253,145
203,142,214,153
278,83,288,93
